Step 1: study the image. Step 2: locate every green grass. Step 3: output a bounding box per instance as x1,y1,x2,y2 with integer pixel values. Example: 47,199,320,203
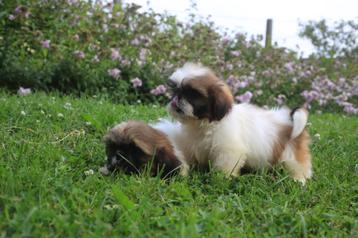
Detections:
0,92,357,238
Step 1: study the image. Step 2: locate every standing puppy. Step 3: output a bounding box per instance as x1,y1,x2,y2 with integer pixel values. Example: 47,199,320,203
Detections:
100,120,188,178
167,63,312,184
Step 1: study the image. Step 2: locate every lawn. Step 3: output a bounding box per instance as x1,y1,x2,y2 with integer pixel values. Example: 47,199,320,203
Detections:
0,92,357,237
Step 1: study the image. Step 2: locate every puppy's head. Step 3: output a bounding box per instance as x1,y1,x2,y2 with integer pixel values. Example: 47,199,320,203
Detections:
102,121,181,177
167,63,234,122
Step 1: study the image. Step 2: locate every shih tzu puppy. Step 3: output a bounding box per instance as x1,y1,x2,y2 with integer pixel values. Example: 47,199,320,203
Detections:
166,63,312,184
100,120,188,178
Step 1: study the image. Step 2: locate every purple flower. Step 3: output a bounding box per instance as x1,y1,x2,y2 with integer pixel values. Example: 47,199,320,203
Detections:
131,38,140,46
150,85,167,95
68,0,78,5
110,48,121,61
121,59,130,66
15,6,23,14
139,49,147,62
73,50,85,59
107,68,121,79
131,78,142,88
301,90,319,102
8,14,15,21
24,11,31,18
284,62,295,73
41,40,50,49
231,50,241,57
235,91,253,103
18,87,31,96
343,103,358,115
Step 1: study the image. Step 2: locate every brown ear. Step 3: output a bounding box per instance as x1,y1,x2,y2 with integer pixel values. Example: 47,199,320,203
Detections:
155,147,182,178
208,82,233,121
132,138,154,155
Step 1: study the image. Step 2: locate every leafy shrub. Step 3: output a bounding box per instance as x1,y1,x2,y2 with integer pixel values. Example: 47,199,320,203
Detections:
0,0,357,114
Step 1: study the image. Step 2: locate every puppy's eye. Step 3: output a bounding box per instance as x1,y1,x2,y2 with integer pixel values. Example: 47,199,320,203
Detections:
183,88,204,100
166,80,178,93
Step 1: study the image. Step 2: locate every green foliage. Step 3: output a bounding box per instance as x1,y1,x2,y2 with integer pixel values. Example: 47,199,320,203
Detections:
299,19,358,59
0,1,357,113
0,92,357,237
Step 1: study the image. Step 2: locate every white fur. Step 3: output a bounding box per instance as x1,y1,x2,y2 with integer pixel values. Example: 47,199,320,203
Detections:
152,119,190,176
281,145,312,185
291,109,308,139
169,62,211,85
168,103,311,182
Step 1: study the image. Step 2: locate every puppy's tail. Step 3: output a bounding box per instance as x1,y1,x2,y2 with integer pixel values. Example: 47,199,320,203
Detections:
290,107,308,139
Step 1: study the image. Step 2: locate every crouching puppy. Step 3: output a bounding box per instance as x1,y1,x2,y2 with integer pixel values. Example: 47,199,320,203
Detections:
100,120,187,178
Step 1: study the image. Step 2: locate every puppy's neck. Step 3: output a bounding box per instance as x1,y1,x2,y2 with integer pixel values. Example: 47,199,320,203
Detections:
183,118,221,133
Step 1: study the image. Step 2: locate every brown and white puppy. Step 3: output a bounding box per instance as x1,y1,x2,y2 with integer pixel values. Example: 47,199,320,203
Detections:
100,120,187,178
166,63,312,184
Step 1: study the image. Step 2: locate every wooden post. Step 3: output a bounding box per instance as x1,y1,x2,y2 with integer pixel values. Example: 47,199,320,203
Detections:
265,19,273,48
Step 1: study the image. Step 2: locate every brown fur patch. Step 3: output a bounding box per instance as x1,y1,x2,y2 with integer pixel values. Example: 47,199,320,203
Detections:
103,121,182,177
105,121,173,155
183,73,234,121
271,125,312,171
272,125,292,164
290,129,311,166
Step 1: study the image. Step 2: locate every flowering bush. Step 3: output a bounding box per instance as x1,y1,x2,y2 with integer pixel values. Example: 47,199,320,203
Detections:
0,0,356,114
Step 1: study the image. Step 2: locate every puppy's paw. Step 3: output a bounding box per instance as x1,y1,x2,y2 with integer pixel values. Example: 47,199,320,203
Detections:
293,176,307,186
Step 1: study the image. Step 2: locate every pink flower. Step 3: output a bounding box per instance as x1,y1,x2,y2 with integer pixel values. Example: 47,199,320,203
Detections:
131,78,142,88
150,85,167,95
107,68,121,79
8,14,15,21
41,40,51,49
18,87,31,96
110,48,121,61
73,50,85,59
235,91,253,103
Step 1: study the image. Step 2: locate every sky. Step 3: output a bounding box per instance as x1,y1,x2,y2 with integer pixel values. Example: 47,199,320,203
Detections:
123,0,358,56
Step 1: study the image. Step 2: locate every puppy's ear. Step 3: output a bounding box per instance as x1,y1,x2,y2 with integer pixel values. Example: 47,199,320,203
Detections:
155,147,182,178
133,138,153,155
208,82,233,121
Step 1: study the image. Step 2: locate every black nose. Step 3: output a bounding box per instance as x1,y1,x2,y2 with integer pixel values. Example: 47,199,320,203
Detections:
106,155,118,171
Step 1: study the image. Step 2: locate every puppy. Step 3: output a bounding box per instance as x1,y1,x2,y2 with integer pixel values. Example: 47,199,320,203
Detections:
100,120,188,178
166,63,312,184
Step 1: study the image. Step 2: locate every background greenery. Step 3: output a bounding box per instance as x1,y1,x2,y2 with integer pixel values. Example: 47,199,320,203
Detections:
0,0,357,113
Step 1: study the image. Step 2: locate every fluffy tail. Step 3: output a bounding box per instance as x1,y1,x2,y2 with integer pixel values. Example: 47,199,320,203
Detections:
290,107,308,139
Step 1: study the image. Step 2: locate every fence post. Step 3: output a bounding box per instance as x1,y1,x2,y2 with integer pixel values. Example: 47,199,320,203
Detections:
265,19,273,48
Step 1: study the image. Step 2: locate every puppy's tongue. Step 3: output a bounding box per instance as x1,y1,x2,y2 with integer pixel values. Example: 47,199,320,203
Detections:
171,96,179,108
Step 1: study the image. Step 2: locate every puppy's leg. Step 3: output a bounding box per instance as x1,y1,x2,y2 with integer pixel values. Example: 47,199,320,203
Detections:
281,131,312,184
212,152,247,176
